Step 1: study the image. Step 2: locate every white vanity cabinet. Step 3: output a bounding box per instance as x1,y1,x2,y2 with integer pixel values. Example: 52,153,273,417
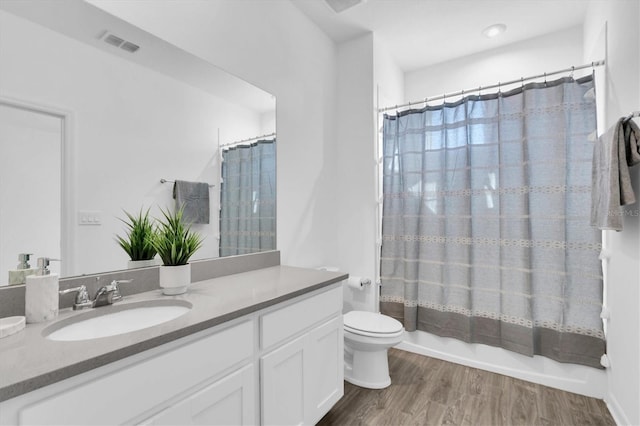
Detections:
0,282,343,426
261,316,343,425
12,320,256,426
260,286,344,426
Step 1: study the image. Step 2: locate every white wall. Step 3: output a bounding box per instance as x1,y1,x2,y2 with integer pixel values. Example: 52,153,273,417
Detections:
88,0,339,270
0,10,262,276
584,1,640,424
405,26,584,101
374,37,405,112
333,33,377,311
370,36,405,311
332,33,406,313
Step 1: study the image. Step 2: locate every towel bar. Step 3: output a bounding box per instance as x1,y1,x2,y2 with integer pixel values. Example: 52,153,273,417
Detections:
160,179,214,188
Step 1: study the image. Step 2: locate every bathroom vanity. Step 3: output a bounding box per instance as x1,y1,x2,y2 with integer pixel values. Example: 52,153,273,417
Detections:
0,266,346,425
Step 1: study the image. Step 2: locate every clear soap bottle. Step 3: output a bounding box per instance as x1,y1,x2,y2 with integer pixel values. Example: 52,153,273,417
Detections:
25,257,59,323
8,253,36,285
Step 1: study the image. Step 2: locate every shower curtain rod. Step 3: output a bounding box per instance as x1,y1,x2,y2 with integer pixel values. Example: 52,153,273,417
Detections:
220,132,276,149
378,59,605,113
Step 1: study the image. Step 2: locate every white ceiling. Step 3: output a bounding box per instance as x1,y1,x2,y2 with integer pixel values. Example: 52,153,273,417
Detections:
291,0,590,72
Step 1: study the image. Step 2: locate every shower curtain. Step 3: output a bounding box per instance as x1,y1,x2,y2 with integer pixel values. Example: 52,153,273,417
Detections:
219,139,276,256
380,76,605,368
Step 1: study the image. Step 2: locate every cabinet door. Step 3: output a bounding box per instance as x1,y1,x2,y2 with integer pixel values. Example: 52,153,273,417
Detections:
145,364,255,426
261,316,343,426
261,334,307,426
306,316,344,425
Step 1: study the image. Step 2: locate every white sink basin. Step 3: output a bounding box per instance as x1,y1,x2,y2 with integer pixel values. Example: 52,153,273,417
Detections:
44,300,192,341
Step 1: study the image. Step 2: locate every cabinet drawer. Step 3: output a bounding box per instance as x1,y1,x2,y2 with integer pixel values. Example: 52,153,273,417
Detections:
19,320,254,425
261,286,341,350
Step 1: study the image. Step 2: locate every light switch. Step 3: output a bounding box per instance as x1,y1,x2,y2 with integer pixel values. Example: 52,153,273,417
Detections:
78,210,102,225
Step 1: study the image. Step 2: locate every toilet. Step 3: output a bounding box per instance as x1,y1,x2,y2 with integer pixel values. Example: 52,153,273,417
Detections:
343,310,404,389
340,273,405,389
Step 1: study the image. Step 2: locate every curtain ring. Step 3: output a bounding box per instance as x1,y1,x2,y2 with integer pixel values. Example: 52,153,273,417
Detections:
478,85,482,96
570,66,575,78
498,81,501,95
521,77,524,88
544,72,547,85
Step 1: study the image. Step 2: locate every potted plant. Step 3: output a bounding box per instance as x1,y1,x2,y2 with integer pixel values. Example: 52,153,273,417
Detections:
115,208,158,269
152,206,204,295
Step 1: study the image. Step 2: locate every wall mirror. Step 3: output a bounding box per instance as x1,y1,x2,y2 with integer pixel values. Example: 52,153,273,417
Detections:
0,0,276,284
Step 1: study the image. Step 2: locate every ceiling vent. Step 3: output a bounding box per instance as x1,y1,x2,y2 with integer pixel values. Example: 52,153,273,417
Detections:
120,41,140,53
100,31,140,53
324,0,366,13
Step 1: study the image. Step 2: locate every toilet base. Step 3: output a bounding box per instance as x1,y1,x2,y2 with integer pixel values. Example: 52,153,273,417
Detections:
344,371,391,389
344,346,392,389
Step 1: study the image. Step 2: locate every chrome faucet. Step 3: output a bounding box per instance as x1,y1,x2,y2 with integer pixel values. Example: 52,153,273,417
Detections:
93,282,117,307
59,279,132,310
59,285,93,310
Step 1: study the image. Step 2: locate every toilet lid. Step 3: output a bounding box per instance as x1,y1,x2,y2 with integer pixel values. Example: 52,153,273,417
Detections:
343,311,403,335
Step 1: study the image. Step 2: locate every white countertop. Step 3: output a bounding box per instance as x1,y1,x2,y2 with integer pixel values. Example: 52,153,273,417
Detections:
0,265,347,402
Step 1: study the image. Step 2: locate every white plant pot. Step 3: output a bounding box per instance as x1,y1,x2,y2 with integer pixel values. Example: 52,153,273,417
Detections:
127,258,158,269
159,264,191,295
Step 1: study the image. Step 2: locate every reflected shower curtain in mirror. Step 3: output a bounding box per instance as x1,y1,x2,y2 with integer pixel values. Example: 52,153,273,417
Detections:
380,76,605,368
219,139,276,256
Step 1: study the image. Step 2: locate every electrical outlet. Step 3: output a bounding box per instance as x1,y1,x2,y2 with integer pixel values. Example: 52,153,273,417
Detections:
78,210,102,225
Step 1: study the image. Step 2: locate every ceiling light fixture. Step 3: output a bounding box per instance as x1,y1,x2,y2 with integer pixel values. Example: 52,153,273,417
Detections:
482,23,507,38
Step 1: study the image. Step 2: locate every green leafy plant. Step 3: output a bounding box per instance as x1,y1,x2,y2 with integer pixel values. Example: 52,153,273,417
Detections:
115,208,158,261
152,207,204,266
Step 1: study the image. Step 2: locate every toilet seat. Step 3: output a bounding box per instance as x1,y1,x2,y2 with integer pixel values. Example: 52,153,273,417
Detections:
343,311,404,338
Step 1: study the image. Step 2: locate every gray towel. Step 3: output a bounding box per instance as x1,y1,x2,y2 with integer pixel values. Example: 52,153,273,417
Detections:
621,119,640,202
591,118,640,231
173,180,210,224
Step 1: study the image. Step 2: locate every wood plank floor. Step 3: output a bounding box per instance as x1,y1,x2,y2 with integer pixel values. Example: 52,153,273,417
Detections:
318,348,615,426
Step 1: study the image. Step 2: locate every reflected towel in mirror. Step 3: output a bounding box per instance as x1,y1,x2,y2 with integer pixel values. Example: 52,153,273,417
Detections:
173,180,210,224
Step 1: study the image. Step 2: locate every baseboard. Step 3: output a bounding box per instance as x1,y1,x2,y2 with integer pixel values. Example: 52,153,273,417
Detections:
605,393,631,426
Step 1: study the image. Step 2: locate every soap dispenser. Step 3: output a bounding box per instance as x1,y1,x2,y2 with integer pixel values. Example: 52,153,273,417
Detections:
8,253,36,285
25,257,59,323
